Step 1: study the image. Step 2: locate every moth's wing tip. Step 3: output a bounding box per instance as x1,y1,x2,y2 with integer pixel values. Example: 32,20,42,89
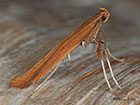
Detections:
9,77,31,89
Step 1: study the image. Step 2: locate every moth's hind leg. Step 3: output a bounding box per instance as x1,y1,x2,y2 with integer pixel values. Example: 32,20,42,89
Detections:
98,31,122,89
98,31,124,62
107,48,124,62
97,41,113,91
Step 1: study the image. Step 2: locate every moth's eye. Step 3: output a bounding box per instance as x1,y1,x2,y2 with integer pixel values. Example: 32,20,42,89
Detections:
101,15,106,22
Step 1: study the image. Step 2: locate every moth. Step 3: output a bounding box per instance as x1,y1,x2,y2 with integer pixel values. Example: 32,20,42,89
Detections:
10,8,123,91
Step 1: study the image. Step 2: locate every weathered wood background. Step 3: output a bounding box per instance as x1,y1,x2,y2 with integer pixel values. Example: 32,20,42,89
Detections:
0,0,140,105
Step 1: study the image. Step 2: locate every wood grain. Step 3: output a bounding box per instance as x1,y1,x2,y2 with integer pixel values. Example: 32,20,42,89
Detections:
0,0,139,105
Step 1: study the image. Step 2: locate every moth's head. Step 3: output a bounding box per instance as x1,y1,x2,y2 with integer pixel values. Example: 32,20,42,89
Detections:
100,8,110,23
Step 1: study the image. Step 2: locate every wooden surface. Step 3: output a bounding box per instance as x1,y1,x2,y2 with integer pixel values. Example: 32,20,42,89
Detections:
0,0,140,105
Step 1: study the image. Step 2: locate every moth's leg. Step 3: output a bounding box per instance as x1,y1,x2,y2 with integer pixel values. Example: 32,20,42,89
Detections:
81,23,100,49
80,39,89,49
81,24,98,49
98,31,124,62
68,54,71,61
81,40,86,49
97,40,113,91
107,48,124,62
98,31,121,89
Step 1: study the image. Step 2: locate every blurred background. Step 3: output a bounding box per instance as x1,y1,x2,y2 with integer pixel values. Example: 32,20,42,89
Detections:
0,0,139,58
0,0,139,105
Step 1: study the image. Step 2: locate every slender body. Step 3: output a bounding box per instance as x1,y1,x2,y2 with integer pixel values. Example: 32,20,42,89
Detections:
10,8,123,90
